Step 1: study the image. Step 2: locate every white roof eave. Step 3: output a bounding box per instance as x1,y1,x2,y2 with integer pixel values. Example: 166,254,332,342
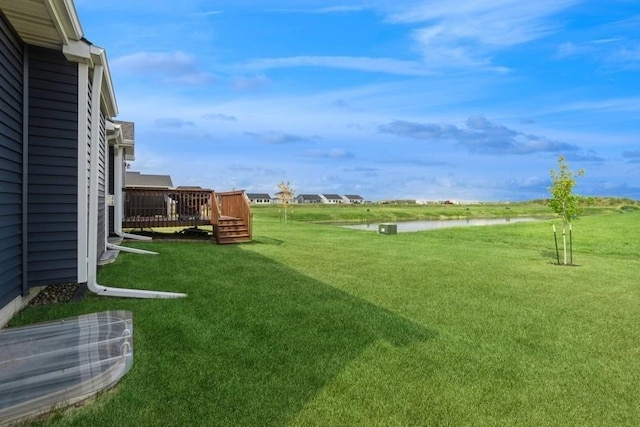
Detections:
0,0,83,49
44,0,83,43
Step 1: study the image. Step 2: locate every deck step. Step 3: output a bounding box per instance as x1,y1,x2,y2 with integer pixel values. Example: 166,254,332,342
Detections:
215,217,251,244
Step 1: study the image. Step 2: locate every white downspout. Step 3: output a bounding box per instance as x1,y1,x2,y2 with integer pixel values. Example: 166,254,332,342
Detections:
106,126,156,255
87,63,185,299
110,129,152,242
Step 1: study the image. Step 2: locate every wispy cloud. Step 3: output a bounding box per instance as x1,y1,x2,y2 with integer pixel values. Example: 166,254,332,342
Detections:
172,73,216,85
607,42,640,70
111,51,215,85
555,15,640,71
539,97,640,115
379,116,580,155
196,10,223,16
386,0,579,71
623,150,640,163
564,150,604,163
244,131,317,145
202,113,237,122
112,51,196,73
555,41,593,59
241,56,431,76
310,5,367,14
232,74,272,91
270,5,367,14
343,166,379,173
155,117,195,128
304,148,354,159
394,159,450,167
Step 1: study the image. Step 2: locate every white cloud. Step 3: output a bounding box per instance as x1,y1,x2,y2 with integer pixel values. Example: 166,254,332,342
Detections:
168,73,216,85
310,5,367,14
242,56,431,76
540,97,640,115
111,51,215,85
244,131,317,145
387,0,579,71
555,37,640,71
379,116,582,156
155,118,195,128
202,113,237,122
232,74,272,90
608,42,640,69
270,5,368,14
197,10,223,16
112,51,197,74
304,148,353,159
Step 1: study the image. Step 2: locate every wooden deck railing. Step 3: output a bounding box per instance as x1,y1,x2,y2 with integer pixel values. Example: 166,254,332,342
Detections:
121,188,253,241
122,188,213,229
210,191,222,227
211,190,253,234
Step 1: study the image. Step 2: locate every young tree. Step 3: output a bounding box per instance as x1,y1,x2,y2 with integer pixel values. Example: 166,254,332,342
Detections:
547,155,585,265
276,181,295,223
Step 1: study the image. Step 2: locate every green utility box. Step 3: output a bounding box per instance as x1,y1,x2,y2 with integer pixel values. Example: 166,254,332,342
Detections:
378,223,397,234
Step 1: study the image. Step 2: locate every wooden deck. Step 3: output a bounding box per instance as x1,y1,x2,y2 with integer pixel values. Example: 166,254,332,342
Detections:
122,188,252,244
123,188,213,229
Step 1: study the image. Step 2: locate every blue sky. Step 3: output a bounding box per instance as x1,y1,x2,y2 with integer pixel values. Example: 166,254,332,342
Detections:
75,0,639,201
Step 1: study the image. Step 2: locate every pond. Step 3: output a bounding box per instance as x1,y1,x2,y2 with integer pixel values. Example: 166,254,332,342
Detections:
340,217,542,233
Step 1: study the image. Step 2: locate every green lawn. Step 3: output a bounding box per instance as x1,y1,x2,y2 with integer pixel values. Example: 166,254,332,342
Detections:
251,201,554,223
250,199,636,223
13,209,640,426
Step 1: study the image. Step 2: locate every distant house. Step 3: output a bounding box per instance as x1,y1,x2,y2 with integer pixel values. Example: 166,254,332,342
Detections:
297,194,323,204
246,193,272,204
123,172,174,220
343,194,365,204
174,185,204,190
125,171,173,189
321,194,344,204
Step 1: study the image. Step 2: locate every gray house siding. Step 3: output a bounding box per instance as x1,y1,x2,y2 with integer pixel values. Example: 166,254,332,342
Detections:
97,112,106,256
0,12,24,306
26,45,78,286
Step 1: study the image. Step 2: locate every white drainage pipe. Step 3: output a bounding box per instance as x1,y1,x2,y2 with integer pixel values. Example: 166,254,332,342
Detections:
106,243,158,256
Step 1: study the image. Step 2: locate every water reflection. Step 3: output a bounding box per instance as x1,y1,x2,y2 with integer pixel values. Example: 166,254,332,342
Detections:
341,217,540,233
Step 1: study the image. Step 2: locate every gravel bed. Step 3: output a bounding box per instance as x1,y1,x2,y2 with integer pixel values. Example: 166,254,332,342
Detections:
29,283,80,306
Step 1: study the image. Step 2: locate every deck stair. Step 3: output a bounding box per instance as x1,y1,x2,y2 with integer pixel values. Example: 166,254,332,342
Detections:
211,190,253,245
216,216,252,244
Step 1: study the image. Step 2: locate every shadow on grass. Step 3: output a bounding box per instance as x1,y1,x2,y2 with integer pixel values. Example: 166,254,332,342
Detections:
251,236,285,245
539,249,562,263
109,243,437,426
539,249,581,267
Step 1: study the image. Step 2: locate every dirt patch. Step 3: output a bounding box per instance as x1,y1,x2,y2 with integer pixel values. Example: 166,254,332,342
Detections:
127,227,213,241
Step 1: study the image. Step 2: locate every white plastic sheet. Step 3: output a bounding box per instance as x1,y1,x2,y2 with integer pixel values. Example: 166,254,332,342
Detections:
0,311,133,424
